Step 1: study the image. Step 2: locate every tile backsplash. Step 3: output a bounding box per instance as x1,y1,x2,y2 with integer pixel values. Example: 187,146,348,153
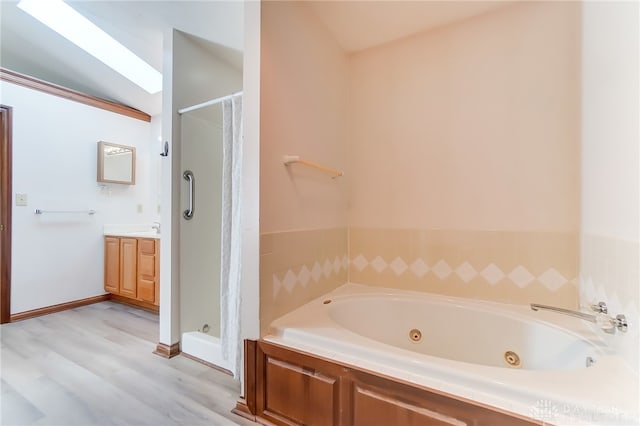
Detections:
348,228,579,308
260,228,348,335
260,226,581,335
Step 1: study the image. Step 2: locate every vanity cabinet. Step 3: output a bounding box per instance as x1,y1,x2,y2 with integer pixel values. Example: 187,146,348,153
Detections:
137,238,159,304
104,236,159,310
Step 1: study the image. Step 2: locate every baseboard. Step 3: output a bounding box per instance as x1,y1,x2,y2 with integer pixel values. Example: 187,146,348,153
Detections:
109,294,159,313
179,352,234,376
153,342,180,358
10,294,111,322
232,399,255,421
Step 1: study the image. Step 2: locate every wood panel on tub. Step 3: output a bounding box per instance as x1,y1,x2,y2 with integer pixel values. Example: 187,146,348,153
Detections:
239,340,543,426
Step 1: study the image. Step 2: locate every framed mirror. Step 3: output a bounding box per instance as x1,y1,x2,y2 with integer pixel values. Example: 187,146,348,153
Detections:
97,141,136,185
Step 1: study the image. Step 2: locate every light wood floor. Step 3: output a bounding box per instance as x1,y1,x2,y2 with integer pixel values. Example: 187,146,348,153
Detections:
0,301,256,426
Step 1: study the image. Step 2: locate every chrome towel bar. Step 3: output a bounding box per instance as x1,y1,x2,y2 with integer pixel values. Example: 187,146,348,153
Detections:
34,209,96,215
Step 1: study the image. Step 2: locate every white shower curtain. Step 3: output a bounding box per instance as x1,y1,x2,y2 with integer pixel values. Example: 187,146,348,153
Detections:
220,94,243,377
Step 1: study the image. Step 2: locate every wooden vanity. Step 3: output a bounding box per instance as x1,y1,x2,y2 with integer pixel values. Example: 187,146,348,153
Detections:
104,236,159,311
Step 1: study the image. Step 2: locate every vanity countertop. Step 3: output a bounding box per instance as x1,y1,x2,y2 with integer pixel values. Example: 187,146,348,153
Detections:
104,224,160,239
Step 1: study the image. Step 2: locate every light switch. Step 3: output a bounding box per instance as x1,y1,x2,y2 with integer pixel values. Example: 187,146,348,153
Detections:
15,193,28,206
137,204,143,213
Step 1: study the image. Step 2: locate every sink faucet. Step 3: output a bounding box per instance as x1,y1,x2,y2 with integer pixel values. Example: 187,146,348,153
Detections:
530,302,628,333
151,222,161,234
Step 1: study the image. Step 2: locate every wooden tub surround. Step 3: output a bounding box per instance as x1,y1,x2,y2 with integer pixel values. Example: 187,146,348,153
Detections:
237,340,543,426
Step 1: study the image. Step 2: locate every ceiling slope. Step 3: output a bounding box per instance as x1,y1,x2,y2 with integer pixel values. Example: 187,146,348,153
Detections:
0,0,244,116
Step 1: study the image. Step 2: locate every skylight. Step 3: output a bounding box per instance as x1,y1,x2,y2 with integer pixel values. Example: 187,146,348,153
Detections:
17,0,162,94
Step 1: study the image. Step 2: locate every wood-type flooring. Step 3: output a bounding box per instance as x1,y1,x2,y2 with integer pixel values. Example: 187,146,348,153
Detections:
0,301,255,426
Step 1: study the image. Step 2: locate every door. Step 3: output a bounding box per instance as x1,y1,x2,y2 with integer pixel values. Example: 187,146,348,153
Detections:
179,107,224,336
104,237,120,294
119,238,137,298
137,238,157,303
0,105,12,324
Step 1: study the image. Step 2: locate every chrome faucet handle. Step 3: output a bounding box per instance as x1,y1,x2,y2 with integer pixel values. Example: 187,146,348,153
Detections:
596,312,628,333
590,301,608,314
614,314,628,333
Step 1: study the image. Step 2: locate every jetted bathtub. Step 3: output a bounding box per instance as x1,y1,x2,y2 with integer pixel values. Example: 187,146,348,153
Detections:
265,284,639,425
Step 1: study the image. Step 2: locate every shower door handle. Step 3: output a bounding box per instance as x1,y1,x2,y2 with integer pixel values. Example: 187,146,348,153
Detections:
183,170,195,220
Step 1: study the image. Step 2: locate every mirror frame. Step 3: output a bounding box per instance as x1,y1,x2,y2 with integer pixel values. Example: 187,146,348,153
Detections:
97,141,136,185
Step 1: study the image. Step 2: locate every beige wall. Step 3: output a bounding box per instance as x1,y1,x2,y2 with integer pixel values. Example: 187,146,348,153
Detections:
260,1,349,233
580,1,639,374
347,2,581,306
348,1,580,232
260,1,350,331
259,1,585,332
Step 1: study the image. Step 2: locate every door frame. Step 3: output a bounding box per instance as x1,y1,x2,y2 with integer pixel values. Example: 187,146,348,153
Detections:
1,105,12,324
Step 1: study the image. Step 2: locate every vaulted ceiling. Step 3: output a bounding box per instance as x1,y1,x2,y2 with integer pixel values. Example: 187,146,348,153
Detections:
0,0,244,116
0,1,512,116
308,1,509,52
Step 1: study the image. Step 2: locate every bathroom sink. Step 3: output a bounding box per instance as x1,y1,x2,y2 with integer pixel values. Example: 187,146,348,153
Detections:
118,230,160,238
103,224,161,238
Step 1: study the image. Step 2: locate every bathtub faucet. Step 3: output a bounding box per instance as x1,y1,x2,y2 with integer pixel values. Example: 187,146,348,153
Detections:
530,302,628,334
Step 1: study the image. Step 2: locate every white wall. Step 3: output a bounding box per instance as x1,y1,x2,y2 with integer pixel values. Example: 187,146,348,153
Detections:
239,0,261,393
2,80,156,314
581,2,639,239
580,1,639,374
159,26,177,346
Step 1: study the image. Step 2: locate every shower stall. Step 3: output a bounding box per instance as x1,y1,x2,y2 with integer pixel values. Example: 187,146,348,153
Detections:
178,92,243,375
179,101,227,369
165,28,244,376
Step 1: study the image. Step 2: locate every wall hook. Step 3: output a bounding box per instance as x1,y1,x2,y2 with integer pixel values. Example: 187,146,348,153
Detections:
160,141,169,157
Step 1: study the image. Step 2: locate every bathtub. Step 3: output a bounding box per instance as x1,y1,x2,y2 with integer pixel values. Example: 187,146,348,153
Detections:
265,284,639,426
181,331,232,373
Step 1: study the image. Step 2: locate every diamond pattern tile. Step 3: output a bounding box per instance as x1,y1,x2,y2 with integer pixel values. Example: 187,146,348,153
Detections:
272,274,282,299
410,259,429,277
333,257,342,274
389,257,408,276
370,256,388,273
352,254,368,271
272,254,349,298
480,263,505,285
323,259,333,278
283,270,297,293
298,265,310,288
432,260,452,279
348,253,580,292
538,268,567,291
311,262,323,283
275,250,578,298
508,266,535,288
456,262,477,283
